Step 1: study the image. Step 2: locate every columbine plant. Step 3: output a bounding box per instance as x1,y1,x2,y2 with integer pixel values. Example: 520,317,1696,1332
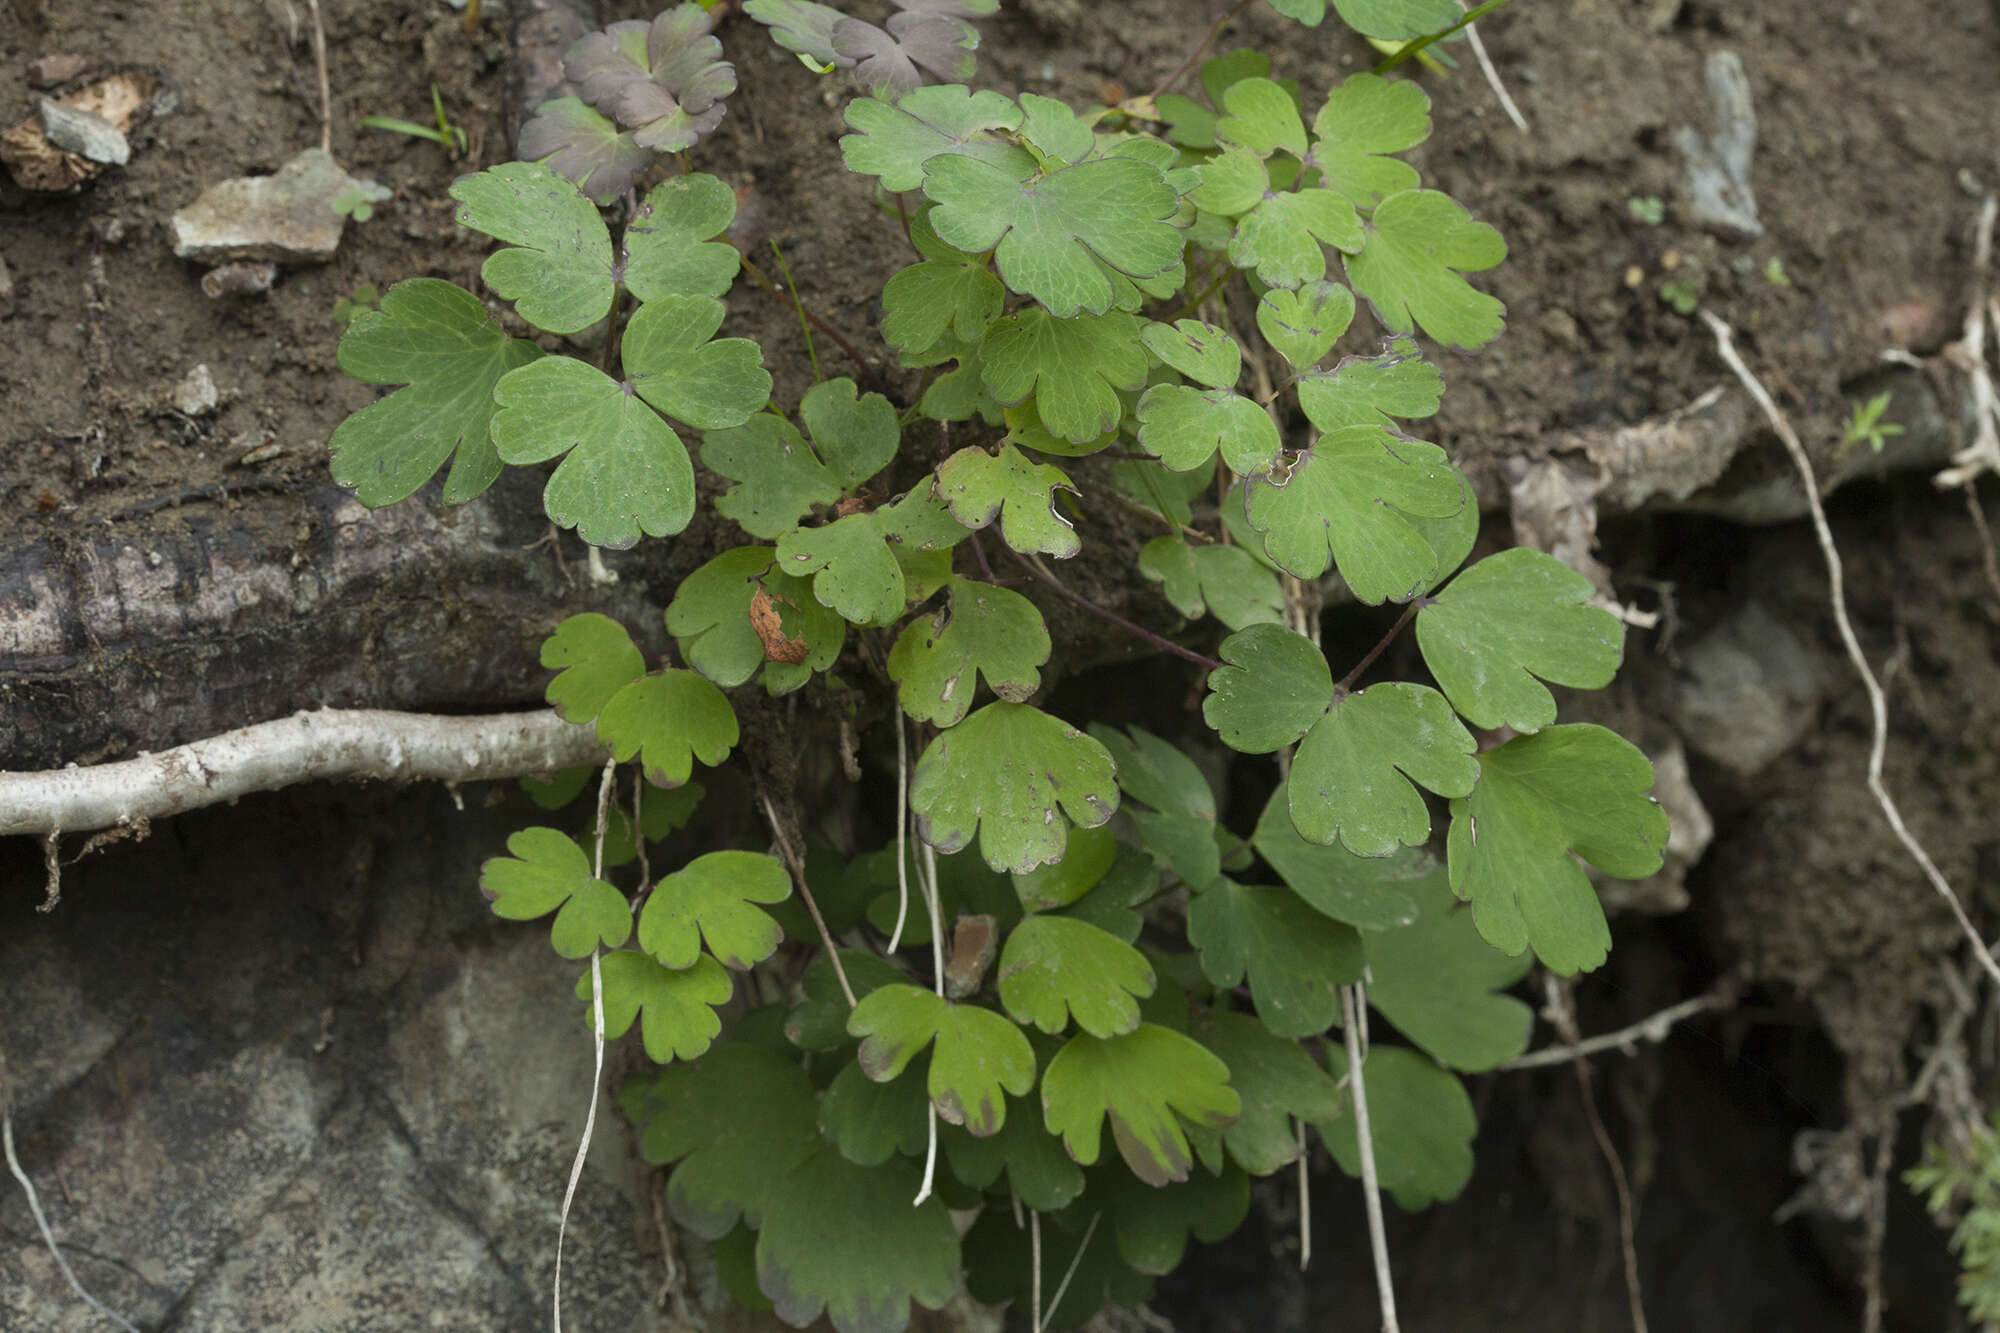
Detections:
326,2,1666,1328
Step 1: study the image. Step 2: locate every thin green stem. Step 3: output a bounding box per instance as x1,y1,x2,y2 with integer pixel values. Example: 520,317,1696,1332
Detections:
1373,0,1516,75
737,252,887,395
767,238,823,384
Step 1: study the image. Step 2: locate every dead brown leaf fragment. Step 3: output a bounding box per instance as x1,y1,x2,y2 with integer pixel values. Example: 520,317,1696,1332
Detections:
750,586,810,664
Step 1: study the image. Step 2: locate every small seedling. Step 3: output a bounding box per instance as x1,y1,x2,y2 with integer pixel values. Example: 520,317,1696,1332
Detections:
332,186,376,223
1763,255,1791,286
331,283,379,327
1844,390,1903,453
1658,277,1699,315
358,84,468,157
1627,195,1664,225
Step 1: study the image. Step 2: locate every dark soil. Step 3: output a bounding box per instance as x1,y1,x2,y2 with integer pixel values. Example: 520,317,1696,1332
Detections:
5,0,2000,1329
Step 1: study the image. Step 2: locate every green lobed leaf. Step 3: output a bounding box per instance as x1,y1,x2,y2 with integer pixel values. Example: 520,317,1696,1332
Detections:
703,377,897,538
1289,682,1478,857
1016,90,1096,163
1216,77,1309,158
1296,335,1442,432
963,1202,1149,1330
881,255,1005,356
1202,623,1333,755
491,356,695,548
1330,0,1460,40
1320,1044,1476,1209
1010,822,1117,915
911,702,1120,873
1447,724,1669,975
623,1042,819,1237
1243,426,1468,602
1363,864,1533,1072
1135,385,1282,475
480,826,632,958
1041,1024,1242,1186
1266,0,1326,24
997,914,1156,1038
1251,781,1424,929
1187,879,1362,1036
515,97,655,205
597,670,740,787
622,172,742,302
1229,187,1365,289
924,153,1184,319
540,613,645,724
583,949,733,1063
328,279,541,506
1189,145,1269,217
936,444,1080,558
637,849,791,970
623,294,773,431
848,983,1036,1135
1107,1160,1252,1274
757,1146,960,1333
941,1109,1085,1212
775,511,907,626
1256,281,1355,370
888,576,1051,726
1088,724,1215,821
1345,188,1506,350
980,308,1149,444
820,1056,931,1166
1137,537,1285,631
840,85,1033,193
449,160,614,335
663,546,843,692
1415,546,1625,731
1309,72,1430,208
1140,319,1242,388
785,949,911,1051
1197,1009,1342,1174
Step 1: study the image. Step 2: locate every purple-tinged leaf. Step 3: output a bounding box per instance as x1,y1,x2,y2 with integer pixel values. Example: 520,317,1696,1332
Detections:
744,0,850,67
516,97,655,204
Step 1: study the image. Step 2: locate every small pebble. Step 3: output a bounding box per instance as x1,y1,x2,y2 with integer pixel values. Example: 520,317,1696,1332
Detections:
28,54,96,88
39,97,129,165
201,261,280,298
170,364,219,416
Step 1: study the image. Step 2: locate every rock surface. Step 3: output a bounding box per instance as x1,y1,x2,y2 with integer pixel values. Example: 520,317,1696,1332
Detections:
1668,599,1827,776
37,97,128,165
168,149,386,264
169,363,218,416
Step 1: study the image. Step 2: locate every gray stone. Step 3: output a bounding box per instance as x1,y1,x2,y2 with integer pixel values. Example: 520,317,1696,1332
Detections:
1670,600,1826,775
168,149,381,264
38,96,128,165
169,363,218,416
1675,51,1762,240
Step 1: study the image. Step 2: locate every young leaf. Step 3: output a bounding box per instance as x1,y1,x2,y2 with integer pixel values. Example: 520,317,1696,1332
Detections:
702,377,898,538
664,546,843,691
744,0,845,66
568,7,733,151
785,949,911,1051
980,308,1149,445
1196,1010,1342,1175
540,613,645,724
1140,319,1242,388
836,11,979,97
820,1057,931,1166
328,279,541,506
1229,187,1364,288
910,701,1119,873
1251,781,1424,929
1296,335,1442,432
936,443,1080,558
1202,623,1333,754
1345,188,1506,350
1415,546,1624,732
1320,1044,1475,1209
516,97,657,205
490,356,694,548
1363,864,1533,1072
942,1110,1086,1213
922,154,1184,318
1186,879,1363,1036
1256,281,1355,370
1309,72,1429,209
757,1147,960,1333
623,172,742,302
481,826,632,958
449,160,614,335
1216,77,1309,158
1135,385,1281,475
881,253,1005,356
1041,1024,1242,1186
1137,538,1285,631
1447,724,1669,975
623,294,772,431
1289,682,1478,857
888,576,1051,726
583,949,733,1063
597,669,740,787
776,511,907,626
1330,0,1460,40
624,1042,819,1237
1243,426,1468,602
840,85,1032,192
1017,90,1096,164
638,850,791,970
997,915,1156,1038
848,984,1036,1135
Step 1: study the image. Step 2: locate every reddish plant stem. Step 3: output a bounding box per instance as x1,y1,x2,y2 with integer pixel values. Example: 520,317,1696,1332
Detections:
1337,601,1420,694
1005,546,1224,673
968,528,999,583
1147,0,1259,102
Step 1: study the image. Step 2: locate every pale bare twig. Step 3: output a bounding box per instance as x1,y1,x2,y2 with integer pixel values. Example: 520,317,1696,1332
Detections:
757,789,858,1009
1936,198,2000,490
1544,975,1649,1333
889,711,913,953
1700,308,2000,990
2,1087,143,1332
1342,984,1400,1332
1497,985,1735,1071
1043,1212,1104,1329
1459,2,1529,133
303,0,332,154
912,839,945,1206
